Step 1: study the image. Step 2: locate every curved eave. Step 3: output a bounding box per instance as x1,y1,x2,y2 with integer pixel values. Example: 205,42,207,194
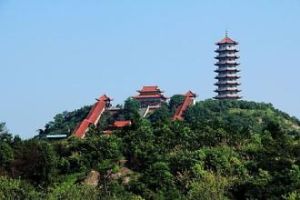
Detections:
133,96,168,100
215,62,240,66
215,82,241,86
215,55,239,59
214,89,241,92
216,41,238,45
215,76,241,79
214,96,241,100
215,49,239,53
214,69,240,73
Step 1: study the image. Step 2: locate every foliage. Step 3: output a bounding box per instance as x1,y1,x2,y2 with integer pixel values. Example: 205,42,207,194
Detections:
148,103,171,124
46,183,99,200
0,142,13,169
0,176,41,199
123,98,141,122
1,99,300,199
11,140,58,186
187,171,230,200
38,106,92,138
169,95,185,114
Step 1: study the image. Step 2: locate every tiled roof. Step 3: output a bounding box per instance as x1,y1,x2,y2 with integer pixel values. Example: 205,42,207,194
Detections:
139,86,160,92
86,100,107,124
74,119,91,138
73,94,111,138
113,120,132,128
133,94,168,99
217,37,237,45
173,91,197,121
97,95,112,101
134,86,168,100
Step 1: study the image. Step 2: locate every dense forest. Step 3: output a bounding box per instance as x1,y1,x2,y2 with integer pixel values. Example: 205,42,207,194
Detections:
0,98,300,200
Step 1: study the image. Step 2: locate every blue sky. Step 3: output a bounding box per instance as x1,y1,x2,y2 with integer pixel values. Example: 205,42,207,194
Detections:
0,1,299,138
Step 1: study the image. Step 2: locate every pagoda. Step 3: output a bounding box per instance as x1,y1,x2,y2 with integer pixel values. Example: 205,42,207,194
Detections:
214,33,241,100
133,86,168,108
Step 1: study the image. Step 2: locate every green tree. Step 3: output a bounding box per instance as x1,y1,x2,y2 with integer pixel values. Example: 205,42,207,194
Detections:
46,184,99,200
123,98,141,122
0,176,40,199
148,103,171,124
188,171,230,200
0,142,13,169
169,95,185,114
12,140,58,186
0,122,13,144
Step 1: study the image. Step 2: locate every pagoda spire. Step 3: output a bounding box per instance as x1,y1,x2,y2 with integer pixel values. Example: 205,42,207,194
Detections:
214,34,241,100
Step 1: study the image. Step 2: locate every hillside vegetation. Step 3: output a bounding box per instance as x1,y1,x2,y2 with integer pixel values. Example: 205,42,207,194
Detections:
0,99,300,200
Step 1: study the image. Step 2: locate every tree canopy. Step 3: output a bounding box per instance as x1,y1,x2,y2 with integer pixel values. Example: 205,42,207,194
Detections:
0,99,300,199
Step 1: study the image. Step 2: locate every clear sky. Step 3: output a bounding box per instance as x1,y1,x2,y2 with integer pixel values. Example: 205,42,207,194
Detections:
0,0,299,138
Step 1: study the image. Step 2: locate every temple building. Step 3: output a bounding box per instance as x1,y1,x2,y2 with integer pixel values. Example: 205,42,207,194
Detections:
133,86,168,108
214,33,241,100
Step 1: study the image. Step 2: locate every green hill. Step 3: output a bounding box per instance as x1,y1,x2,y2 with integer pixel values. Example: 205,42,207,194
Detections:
0,100,299,199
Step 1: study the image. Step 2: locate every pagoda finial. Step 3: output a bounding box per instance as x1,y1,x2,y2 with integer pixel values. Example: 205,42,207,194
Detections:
225,29,228,38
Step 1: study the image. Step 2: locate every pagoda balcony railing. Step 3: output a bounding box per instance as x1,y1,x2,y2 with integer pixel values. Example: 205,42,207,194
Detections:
215,68,240,72
215,54,239,59
215,94,241,99
215,47,239,52
215,81,241,85
215,88,241,92
216,66,240,70
215,61,240,65
215,74,241,79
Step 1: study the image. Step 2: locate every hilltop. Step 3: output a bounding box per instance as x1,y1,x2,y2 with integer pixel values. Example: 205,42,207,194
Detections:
0,99,299,199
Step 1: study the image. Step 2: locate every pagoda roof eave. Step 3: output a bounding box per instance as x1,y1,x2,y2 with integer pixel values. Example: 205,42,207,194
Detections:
214,69,240,72
137,86,164,93
214,89,241,92
133,95,169,100
216,36,238,45
214,96,241,100
215,49,239,53
214,83,241,86
137,90,164,93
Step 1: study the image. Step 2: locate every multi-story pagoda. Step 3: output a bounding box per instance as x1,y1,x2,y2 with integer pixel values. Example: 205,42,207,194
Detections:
133,86,168,108
214,33,241,100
